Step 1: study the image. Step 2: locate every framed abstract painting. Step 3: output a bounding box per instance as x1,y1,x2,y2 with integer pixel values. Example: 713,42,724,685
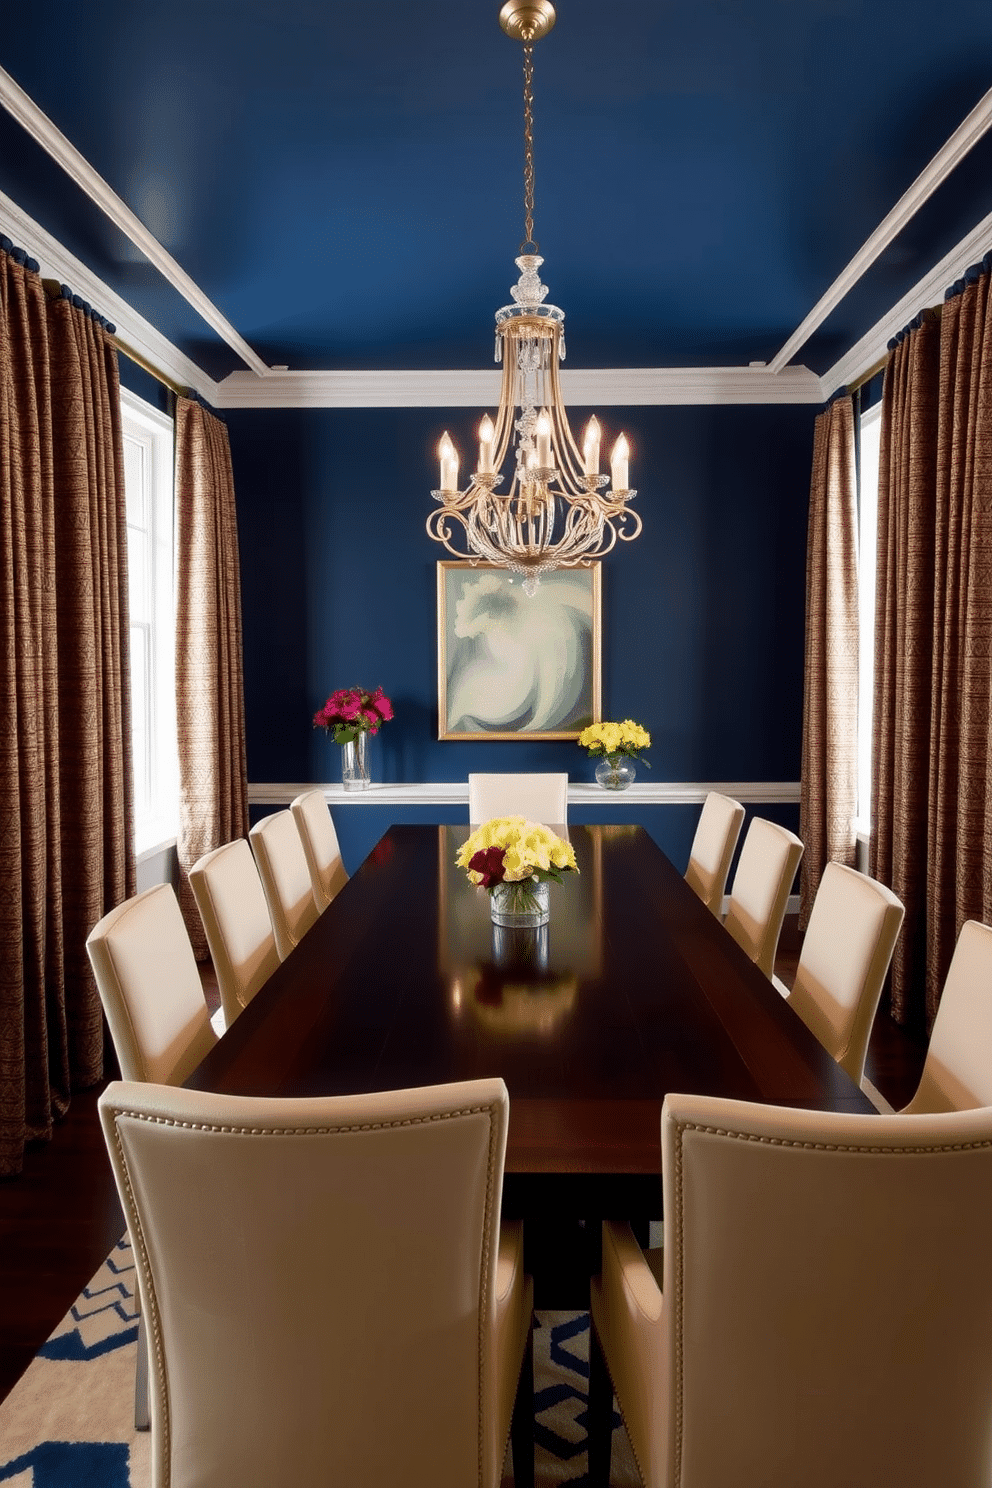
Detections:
437,561,601,740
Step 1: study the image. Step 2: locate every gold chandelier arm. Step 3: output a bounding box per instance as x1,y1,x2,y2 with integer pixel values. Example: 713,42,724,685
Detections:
544,353,587,492
490,351,518,476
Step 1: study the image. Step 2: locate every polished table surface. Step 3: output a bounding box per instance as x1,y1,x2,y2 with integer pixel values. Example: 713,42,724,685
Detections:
187,824,873,1216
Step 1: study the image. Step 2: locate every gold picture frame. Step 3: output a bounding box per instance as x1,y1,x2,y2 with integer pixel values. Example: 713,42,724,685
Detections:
437,561,602,740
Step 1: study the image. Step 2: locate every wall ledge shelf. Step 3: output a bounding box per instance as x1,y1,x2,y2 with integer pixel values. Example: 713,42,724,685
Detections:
248,780,801,808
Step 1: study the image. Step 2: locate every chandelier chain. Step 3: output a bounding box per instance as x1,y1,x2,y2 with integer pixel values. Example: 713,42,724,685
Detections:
521,39,537,250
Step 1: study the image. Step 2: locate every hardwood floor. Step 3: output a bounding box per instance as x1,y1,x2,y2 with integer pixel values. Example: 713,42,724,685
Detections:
0,925,928,1402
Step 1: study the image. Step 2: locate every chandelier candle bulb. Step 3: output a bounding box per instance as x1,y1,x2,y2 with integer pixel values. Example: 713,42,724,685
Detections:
439,431,459,492
478,414,495,474
611,433,629,491
536,409,552,468
583,416,601,476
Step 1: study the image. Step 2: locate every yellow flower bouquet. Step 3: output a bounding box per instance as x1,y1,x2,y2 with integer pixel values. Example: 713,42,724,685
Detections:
456,815,578,926
578,718,651,791
578,718,651,764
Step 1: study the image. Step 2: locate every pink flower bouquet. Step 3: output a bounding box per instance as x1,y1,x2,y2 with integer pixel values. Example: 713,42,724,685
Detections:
313,686,394,745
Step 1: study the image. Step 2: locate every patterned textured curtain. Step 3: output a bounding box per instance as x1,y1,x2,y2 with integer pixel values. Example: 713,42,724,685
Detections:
0,251,133,1176
174,397,249,957
870,309,942,1027
799,394,859,925
926,269,992,1019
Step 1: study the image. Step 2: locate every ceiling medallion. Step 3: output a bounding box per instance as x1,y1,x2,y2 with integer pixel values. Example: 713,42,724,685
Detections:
427,1,641,594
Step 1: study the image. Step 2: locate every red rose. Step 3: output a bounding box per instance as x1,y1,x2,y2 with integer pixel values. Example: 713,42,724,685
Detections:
469,846,506,887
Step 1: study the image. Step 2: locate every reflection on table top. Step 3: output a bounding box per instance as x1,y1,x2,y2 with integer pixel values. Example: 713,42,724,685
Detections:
187,823,872,1212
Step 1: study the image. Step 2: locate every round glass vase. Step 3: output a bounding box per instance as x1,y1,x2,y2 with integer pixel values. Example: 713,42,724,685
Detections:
340,730,370,791
489,879,551,928
595,755,636,791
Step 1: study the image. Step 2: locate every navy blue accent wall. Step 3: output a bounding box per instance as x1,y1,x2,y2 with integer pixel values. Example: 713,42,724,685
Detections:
228,401,815,807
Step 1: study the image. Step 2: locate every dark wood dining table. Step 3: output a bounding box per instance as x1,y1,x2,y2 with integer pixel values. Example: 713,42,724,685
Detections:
187,822,874,1229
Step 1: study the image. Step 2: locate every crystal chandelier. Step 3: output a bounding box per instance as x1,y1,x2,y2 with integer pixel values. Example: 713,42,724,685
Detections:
427,0,641,594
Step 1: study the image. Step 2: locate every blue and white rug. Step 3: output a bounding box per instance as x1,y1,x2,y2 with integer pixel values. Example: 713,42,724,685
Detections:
531,1311,639,1486
0,1242,638,1486
0,1236,150,1486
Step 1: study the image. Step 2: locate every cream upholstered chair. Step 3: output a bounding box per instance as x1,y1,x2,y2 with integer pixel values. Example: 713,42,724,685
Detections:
249,809,321,960
290,788,348,911
189,838,280,1028
776,862,904,1086
588,1092,992,1488
468,772,568,827
99,1076,534,1488
684,791,745,914
723,817,804,978
901,919,992,1113
86,882,219,1433
86,883,218,1086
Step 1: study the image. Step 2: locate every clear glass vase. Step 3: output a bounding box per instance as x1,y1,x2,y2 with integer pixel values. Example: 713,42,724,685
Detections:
489,879,551,928
595,755,636,791
340,730,370,791
492,919,550,972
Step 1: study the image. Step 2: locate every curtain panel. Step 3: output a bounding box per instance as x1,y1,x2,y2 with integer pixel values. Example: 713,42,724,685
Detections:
870,275,992,1029
926,272,992,1017
0,252,134,1175
799,394,859,926
870,311,941,1026
174,398,249,957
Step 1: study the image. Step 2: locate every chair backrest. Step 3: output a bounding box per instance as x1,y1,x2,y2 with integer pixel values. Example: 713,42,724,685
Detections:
86,884,217,1085
290,789,349,912
657,1091,992,1488
188,839,280,1028
468,772,569,827
786,862,904,1085
723,817,804,977
249,810,321,960
99,1076,511,1488
903,919,992,1113
684,791,745,914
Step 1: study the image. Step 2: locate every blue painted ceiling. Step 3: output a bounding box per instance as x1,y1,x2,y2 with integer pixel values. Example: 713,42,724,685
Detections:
2,0,992,382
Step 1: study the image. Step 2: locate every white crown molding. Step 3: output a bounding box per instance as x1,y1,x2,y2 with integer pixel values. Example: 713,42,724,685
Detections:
0,63,271,378
9,140,991,416
0,194,824,408
0,182,825,407
822,205,992,397
0,188,220,402
213,364,824,409
770,82,992,373
248,780,801,807
4,57,992,407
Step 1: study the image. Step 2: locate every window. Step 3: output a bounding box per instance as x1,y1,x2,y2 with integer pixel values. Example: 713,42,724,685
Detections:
122,388,178,857
855,400,881,836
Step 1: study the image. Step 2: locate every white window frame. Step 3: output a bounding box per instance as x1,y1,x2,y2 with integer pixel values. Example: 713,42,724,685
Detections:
122,387,178,858
855,400,882,839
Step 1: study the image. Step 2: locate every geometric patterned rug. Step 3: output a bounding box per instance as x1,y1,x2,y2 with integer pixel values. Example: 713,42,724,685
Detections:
528,1312,640,1486
0,1237,150,1486
0,1238,639,1486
